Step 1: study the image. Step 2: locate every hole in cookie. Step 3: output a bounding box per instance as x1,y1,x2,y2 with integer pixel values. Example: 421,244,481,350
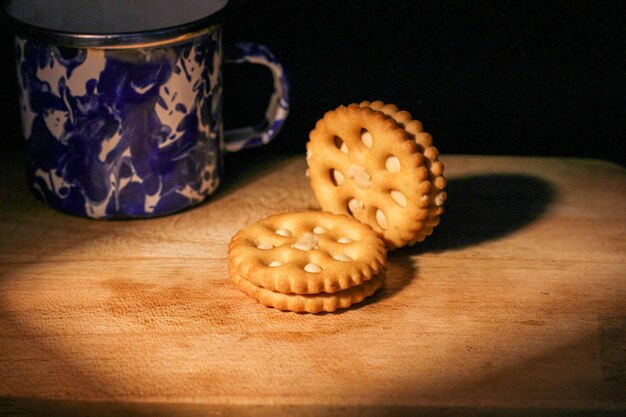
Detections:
434,192,446,206
304,263,322,273
337,237,353,244
257,242,273,250
375,209,388,230
313,226,328,234
291,232,319,251
347,198,363,215
390,190,408,208
332,253,353,262
385,155,401,173
268,261,283,267
274,228,292,237
291,241,314,251
360,129,373,148
347,164,371,189
333,136,349,154
330,169,345,186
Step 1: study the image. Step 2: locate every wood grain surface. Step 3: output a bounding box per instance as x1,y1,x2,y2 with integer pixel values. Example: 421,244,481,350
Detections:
0,150,624,416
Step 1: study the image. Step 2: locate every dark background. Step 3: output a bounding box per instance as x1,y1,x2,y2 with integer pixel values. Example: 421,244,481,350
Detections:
1,0,624,166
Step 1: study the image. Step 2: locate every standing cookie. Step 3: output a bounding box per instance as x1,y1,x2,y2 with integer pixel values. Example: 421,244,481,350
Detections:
359,101,447,244
307,103,438,249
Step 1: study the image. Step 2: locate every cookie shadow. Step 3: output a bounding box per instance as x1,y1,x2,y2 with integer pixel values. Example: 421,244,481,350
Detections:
322,173,556,314
324,254,417,315
413,173,556,253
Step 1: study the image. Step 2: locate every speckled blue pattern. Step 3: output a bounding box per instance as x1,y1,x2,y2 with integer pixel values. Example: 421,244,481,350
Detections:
15,29,289,219
16,30,222,218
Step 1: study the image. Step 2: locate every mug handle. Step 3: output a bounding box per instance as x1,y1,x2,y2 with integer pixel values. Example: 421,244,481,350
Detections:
223,42,289,152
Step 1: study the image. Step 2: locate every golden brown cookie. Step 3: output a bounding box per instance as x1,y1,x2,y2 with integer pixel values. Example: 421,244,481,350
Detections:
228,211,386,295
360,101,447,243
230,266,385,313
306,103,433,249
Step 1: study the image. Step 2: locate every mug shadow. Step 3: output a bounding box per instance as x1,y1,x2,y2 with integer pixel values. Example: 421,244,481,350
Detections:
208,146,298,202
411,173,556,254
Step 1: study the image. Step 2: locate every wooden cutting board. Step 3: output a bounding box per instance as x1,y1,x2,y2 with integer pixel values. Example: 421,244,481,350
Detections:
0,150,624,416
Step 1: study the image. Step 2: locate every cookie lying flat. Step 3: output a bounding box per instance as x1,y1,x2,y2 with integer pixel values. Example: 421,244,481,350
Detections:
228,211,386,295
306,103,433,249
360,101,447,244
230,266,385,313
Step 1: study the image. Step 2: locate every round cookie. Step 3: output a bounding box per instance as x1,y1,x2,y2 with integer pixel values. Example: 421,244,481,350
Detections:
306,103,432,249
360,101,447,243
228,211,386,295
230,266,385,313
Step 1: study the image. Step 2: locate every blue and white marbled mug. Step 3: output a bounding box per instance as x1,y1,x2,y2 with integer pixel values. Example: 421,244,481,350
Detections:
3,0,289,219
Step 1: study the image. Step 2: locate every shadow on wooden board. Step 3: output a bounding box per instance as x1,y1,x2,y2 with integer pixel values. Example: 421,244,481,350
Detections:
414,173,556,254
0,398,624,417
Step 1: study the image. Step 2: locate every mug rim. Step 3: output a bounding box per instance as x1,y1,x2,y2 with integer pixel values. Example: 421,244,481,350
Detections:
1,0,229,49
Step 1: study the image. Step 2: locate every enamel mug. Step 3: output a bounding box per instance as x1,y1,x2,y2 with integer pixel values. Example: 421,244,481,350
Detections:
2,0,289,219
